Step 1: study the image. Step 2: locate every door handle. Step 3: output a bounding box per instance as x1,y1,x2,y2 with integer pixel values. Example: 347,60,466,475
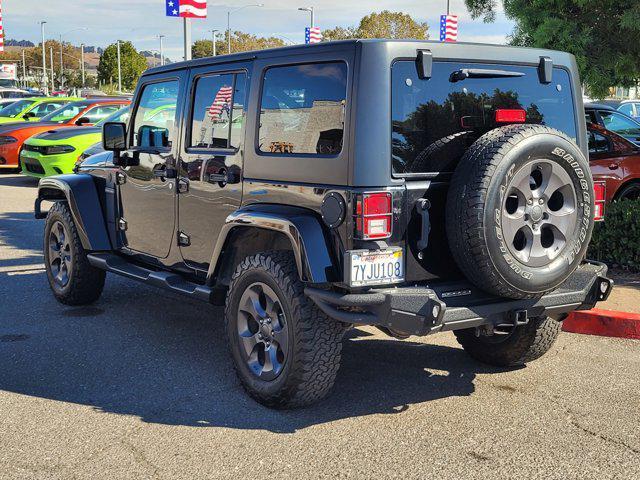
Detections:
609,163,619,170
153,167,177,180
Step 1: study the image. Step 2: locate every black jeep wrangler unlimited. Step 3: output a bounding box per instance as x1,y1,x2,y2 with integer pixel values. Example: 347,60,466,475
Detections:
36,40,612,408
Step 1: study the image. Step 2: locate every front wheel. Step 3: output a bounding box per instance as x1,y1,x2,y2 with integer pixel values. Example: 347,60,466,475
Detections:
454,316,561,367
225,251,346,408
44,202,105,305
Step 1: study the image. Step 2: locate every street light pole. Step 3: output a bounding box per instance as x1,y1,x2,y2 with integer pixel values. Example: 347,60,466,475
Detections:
298,6,314,28
159,35,165,66
227,4,264,54
40,21,47,94
211,29,218,56
80,43,85,88
59,34,64,89
21,49,27,89
227,11,231,54
116,40,122,93
49,46,54,91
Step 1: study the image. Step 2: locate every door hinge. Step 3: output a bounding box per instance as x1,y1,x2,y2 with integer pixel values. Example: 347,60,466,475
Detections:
178,178,189,193
177,231,191,247
118,218,128,231
115,171,126,185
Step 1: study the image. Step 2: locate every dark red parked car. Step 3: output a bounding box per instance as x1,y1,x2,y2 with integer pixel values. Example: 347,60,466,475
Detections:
588,122,640,202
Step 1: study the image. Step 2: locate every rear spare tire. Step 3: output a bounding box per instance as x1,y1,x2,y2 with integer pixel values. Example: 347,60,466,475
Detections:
446,124,594,299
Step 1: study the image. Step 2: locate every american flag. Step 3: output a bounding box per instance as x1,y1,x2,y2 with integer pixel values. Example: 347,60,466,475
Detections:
166,0,207,19
208,86,233,120
439,15,458,42
305,27,322,44
0,0,4,53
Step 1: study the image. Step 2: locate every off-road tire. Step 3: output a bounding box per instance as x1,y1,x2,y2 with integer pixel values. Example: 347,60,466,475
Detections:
446,124,594,299
44,201,106,305
225,251,347,408
410,131,470,173
454,316,562,367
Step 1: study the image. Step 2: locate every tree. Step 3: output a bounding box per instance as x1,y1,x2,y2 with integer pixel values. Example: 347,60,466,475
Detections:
192,31,286,58
464,0,640,98
324,11,429,41
97,41,147,91
192,39,215,59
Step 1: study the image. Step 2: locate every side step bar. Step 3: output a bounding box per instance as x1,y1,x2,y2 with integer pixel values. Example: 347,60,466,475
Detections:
87,253,212,302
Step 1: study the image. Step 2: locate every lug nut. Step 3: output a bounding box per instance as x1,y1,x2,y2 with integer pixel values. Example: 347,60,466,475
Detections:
527,199,533,205
538,199,544,205
267,318,271,324
258,333,263,339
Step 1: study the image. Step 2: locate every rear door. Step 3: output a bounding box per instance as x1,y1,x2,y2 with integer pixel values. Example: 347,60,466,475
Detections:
118,73,186,258
176,63,250,271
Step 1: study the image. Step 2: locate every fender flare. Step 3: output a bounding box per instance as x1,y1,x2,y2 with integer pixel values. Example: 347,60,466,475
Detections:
36,174,112,251
207,205,338,285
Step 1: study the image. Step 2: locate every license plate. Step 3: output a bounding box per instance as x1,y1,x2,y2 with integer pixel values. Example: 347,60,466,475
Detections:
345,248,404,287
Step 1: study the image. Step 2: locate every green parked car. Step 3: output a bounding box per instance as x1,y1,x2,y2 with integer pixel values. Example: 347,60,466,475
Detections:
20,107,130,178
0,97,80,124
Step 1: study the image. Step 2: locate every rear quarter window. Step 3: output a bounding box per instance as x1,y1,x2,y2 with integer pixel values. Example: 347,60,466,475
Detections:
392,61,577,175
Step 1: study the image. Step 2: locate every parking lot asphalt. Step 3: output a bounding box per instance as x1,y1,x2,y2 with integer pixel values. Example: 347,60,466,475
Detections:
1,173,639,480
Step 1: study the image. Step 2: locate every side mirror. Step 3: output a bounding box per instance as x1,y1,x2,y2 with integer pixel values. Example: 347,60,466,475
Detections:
103,122,127,151
75,116,90,126
22,112,35,120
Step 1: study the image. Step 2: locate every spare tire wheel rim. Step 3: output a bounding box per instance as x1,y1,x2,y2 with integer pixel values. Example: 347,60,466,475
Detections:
500,159,578,268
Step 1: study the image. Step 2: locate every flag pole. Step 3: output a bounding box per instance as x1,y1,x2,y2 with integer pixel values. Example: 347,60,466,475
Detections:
183,17,192,61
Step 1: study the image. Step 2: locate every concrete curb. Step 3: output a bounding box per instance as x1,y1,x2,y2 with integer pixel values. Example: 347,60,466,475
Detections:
563,309,640,340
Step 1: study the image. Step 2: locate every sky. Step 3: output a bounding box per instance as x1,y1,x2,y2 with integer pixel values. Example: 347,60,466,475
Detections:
2,0,514,60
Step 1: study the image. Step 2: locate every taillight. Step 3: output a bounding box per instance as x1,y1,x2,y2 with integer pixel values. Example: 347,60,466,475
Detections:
354,192,392,239
594,181,606,222
495,109,526,124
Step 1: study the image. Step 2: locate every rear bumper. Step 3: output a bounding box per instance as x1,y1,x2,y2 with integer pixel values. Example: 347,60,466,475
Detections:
305,262,612,336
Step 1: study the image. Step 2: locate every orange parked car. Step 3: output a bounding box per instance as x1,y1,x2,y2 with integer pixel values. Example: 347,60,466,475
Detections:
0,98,130,172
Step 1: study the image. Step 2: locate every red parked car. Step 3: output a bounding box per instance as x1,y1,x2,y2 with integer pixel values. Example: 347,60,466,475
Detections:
588,122,640,202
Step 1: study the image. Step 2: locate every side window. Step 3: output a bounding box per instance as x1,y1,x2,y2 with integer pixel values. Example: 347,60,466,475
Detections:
258,62,347,156
32,102,63,116
83,105,122,123
588,131,610,155
189,72,246,149
132,80,179,148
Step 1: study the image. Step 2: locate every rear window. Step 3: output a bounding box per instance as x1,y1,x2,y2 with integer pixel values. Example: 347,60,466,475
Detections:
392,61,576,175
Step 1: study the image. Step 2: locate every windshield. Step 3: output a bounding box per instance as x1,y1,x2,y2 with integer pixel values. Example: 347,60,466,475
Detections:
96,106,130,126
392,61,577,174
0,99,35,117
40,101,90,123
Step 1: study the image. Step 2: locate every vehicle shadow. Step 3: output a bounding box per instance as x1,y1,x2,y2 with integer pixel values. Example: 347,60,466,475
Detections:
0,270,515,433
0,211,44,268
0,174,39,188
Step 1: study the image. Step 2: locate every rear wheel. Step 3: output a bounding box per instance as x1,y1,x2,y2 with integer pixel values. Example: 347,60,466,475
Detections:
614,182,640,201
224,251,346,408
44,202,105,305
454,316,561,367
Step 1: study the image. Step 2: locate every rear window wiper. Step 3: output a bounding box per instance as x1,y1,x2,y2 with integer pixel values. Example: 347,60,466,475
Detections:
449,68,525,83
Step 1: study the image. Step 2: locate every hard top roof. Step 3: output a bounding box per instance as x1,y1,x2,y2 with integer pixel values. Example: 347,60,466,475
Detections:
143,38,575,77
